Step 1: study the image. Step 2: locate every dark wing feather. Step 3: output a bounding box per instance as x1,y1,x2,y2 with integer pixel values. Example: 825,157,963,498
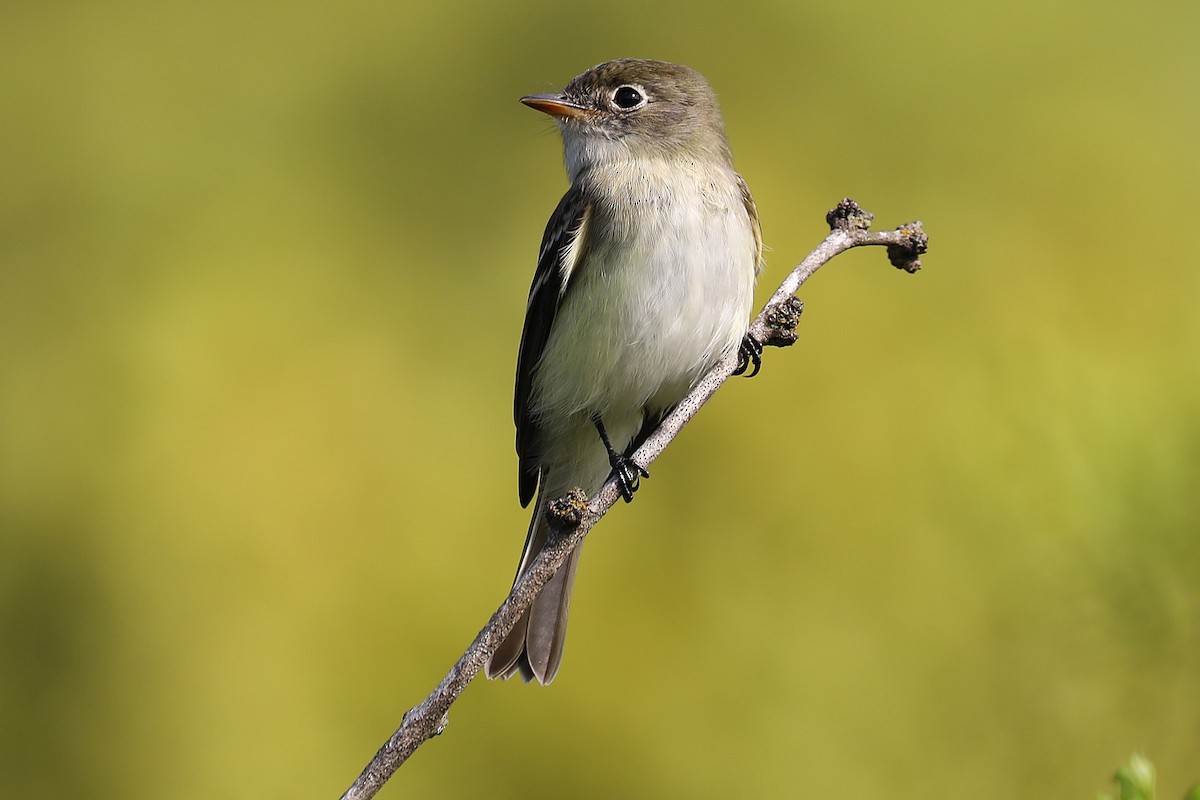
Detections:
515,184,592,506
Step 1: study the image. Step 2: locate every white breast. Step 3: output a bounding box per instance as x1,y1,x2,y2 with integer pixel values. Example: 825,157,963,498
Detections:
531,156,758,464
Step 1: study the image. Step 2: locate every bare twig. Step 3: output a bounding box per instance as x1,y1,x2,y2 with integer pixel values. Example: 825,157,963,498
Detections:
339,199,927,800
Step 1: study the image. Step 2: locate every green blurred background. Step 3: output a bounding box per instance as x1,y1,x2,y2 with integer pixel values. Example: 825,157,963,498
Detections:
2,0,1197,797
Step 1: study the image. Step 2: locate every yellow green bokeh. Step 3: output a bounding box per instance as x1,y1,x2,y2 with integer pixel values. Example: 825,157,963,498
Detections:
2,1,1198,797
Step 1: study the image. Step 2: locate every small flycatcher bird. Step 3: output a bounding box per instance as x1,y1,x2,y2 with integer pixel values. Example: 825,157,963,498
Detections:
486,59,763,684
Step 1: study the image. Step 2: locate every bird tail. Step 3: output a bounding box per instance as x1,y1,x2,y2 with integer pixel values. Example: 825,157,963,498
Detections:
486,497,581,685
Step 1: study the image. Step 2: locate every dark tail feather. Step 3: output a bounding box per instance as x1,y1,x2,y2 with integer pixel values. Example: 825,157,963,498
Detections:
486,502,580,685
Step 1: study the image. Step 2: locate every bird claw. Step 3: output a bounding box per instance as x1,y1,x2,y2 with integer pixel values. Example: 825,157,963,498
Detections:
733,333,763,377
592,415,650,503
609,452,650,504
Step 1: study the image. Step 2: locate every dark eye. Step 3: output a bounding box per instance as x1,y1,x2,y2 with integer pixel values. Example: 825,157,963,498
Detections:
612,85,645,110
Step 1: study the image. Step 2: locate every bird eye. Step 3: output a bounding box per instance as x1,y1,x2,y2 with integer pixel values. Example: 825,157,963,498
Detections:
611,85,646,110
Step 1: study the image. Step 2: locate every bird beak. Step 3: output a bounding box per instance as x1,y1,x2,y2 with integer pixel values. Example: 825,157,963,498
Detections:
520,93,592,120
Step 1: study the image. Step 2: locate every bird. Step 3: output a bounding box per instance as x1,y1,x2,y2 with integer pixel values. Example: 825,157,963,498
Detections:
486,59,763,684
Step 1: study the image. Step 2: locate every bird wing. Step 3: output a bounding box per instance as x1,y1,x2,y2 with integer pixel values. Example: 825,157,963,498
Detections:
515,183,593,507
737,172,765,275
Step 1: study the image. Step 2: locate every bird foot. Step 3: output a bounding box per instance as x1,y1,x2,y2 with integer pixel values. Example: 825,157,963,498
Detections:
608,451,649,504
592,415,650,503
733,333,763,377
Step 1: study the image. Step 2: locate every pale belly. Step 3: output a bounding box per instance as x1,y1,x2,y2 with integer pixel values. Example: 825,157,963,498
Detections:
530,192,757,484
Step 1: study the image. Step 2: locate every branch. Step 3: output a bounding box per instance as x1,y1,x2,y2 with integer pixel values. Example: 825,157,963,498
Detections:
338,198,927,800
